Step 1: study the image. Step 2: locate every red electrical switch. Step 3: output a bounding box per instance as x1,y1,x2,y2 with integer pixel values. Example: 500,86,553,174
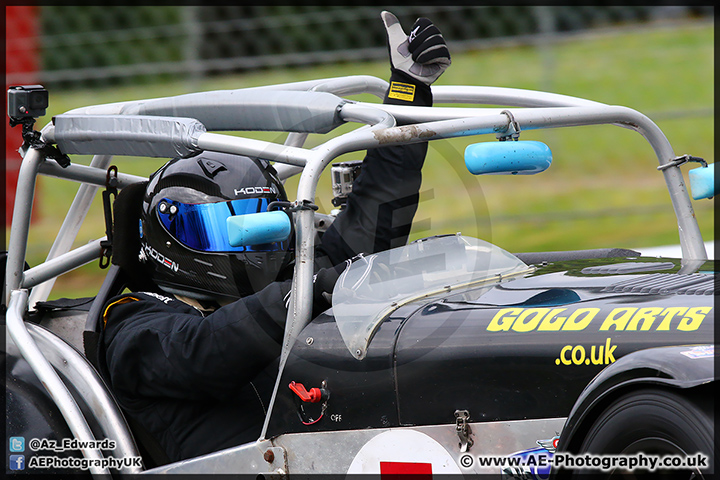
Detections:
289,381,325,403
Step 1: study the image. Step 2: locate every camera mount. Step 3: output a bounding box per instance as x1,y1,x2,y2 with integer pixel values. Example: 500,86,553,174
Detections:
7,85,70,167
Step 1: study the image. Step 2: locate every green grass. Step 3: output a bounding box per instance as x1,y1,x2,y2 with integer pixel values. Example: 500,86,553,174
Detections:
13,21,713,300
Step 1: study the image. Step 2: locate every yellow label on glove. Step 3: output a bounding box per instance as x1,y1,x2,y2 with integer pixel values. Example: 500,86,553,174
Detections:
388,81,416,102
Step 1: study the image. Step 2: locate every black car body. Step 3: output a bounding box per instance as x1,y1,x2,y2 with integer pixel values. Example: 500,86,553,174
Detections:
269,253,714,436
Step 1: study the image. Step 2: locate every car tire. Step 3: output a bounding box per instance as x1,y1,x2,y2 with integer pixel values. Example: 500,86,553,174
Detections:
571,387,713,479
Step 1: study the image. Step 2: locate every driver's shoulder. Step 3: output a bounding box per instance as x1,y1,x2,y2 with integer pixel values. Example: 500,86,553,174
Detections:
102,291,197,327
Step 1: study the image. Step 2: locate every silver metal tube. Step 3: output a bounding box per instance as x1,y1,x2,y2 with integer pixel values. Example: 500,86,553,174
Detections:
22,239,104,290
196,133,310,167
286,105,396,213
288,106,395,332
291,114,396,321
431,85,604,107
260,103,395,440
6,290,111,476
284,103,398,194
276,102,704,262
285,209,316,346
338,102,397,126
25,322,143,473
284,132,309,148
307,75,388,98
191,103,705,260
259,207,316,441
275,133,309,181
5,147,44,304
629,121,706,262
295,113,502,161
275,164,303,181
334,105,706,260
355,104,507,124
29,154,114,308
38,161,147,188
512,106,705,260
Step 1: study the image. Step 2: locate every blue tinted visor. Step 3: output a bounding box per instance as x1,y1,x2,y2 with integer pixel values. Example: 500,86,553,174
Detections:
157,198,289,253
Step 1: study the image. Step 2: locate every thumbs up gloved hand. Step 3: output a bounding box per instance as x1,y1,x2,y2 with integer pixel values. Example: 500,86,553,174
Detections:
382,11,452,88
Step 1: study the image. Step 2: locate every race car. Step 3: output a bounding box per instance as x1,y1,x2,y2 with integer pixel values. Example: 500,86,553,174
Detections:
4,76,715,478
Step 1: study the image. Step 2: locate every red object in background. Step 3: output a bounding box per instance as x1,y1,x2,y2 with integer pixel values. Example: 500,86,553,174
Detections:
5,5,40,227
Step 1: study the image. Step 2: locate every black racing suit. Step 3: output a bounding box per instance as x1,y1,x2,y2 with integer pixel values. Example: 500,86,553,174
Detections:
101,75,432,463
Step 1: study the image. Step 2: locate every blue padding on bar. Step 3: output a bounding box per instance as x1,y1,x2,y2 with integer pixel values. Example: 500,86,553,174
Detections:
688,163,715,200
227,211,292,247
465,141,552,175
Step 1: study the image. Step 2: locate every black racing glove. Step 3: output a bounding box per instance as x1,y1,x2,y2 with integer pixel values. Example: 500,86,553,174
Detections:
381,11,451,88
312,260,351,313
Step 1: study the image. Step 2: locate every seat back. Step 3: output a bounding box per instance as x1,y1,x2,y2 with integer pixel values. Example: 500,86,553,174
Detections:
82,180,172,468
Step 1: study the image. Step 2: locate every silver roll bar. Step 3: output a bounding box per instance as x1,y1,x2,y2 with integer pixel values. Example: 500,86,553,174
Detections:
431,84,604,107
28,154,114,308
5,147,44,303
6,290,113,476
21,239,104,289
258,99,397,439
37,160,147,188
24,322,142,473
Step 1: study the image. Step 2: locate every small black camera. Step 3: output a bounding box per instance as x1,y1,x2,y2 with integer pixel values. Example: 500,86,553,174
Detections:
8,85,49,120
6,84,70,168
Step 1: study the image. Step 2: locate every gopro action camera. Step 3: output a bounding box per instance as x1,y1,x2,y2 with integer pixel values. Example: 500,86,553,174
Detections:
8,85,49,120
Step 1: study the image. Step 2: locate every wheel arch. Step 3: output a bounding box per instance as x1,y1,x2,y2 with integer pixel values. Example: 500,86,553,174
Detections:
555,344,715,471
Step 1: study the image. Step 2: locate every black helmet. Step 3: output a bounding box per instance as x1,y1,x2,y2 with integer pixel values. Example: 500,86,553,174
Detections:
139,152,292,301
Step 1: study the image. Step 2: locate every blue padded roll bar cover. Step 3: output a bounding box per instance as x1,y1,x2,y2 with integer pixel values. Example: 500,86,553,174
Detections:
226,211,292,247
688,163,715,200
465,140,552,175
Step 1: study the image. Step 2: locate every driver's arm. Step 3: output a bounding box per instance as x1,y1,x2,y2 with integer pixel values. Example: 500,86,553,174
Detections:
318,13,451,266
101,281,291,402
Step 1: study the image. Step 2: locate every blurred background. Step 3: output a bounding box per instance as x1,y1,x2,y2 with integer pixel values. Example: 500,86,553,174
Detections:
4,6,714,300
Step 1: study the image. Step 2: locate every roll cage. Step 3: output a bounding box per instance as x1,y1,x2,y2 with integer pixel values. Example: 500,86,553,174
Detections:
4,75,710,475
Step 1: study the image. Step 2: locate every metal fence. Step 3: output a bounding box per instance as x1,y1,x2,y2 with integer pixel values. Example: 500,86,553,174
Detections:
8,5,713,89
